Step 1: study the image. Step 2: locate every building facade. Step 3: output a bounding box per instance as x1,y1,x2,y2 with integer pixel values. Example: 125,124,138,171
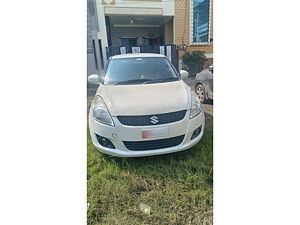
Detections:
88,0,213,72
175,0,213,68
88,0,104,75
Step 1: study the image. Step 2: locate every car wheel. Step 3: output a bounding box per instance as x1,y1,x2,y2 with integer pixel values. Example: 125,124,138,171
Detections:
195,83,206,103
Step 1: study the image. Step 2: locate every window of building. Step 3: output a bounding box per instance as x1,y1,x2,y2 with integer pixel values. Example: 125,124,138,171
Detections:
192,0,210,43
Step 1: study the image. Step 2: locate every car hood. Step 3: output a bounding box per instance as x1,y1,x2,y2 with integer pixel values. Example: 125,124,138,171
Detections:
196,70,212,81
96,80,191,116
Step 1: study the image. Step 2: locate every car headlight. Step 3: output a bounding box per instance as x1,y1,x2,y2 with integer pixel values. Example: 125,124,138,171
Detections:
91,96,114,126
190,90,203,119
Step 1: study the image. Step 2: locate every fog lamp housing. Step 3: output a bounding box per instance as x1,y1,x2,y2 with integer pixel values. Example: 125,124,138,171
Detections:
95,134,116,149
191,126,202,140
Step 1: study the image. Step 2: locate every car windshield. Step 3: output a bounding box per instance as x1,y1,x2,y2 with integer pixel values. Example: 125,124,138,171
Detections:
104,57,179,85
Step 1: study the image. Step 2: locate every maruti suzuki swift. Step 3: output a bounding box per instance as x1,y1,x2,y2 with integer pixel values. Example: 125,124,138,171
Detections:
88,53,204,157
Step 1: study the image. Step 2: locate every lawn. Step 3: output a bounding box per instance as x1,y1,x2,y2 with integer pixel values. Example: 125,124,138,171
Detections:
87,123,213,225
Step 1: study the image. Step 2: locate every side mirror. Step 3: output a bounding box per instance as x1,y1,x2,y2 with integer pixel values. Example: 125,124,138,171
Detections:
88,74,100,85
180,70,189,80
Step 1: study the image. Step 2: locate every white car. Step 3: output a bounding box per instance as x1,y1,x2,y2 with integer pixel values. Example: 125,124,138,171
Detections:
88,53,205,157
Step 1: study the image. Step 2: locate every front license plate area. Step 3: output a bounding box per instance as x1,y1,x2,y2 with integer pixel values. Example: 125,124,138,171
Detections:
141,127,169,139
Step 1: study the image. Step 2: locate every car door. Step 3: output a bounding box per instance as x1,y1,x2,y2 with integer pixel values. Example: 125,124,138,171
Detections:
207,72,213,99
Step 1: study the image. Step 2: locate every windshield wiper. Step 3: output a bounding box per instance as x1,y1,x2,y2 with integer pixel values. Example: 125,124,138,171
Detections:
113,79,153,85
143,77,178,84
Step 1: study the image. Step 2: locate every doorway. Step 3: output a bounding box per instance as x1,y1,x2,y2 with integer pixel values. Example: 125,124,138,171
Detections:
120,37,138,49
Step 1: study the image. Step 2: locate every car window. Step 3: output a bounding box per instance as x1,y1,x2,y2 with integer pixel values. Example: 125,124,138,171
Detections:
104,57,179,85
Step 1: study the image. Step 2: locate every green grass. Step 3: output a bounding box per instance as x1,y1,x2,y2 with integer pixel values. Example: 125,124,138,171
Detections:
87,124,213,225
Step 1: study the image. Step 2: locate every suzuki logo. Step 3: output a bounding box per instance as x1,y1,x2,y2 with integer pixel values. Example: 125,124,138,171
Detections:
150,116,159,124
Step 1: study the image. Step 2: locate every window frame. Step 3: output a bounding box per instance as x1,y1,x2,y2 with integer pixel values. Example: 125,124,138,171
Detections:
190,0,212,45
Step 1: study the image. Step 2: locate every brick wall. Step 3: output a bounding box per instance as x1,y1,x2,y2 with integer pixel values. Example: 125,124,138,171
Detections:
175,0,213,60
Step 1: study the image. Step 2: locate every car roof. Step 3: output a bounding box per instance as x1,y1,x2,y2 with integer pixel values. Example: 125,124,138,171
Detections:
111,53,166,59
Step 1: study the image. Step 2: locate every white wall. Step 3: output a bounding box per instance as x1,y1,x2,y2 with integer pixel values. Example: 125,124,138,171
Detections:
95,0,175,63
97,0,174,16
95,4,108,61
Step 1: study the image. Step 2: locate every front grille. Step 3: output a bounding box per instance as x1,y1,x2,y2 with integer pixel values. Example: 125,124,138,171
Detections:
123,135,185,151
117,110,186,126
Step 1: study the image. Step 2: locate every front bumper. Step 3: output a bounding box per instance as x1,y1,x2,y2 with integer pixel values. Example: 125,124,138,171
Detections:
88,110,205,157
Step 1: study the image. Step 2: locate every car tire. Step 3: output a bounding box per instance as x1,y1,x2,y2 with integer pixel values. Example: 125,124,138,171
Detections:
195,83,207,103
